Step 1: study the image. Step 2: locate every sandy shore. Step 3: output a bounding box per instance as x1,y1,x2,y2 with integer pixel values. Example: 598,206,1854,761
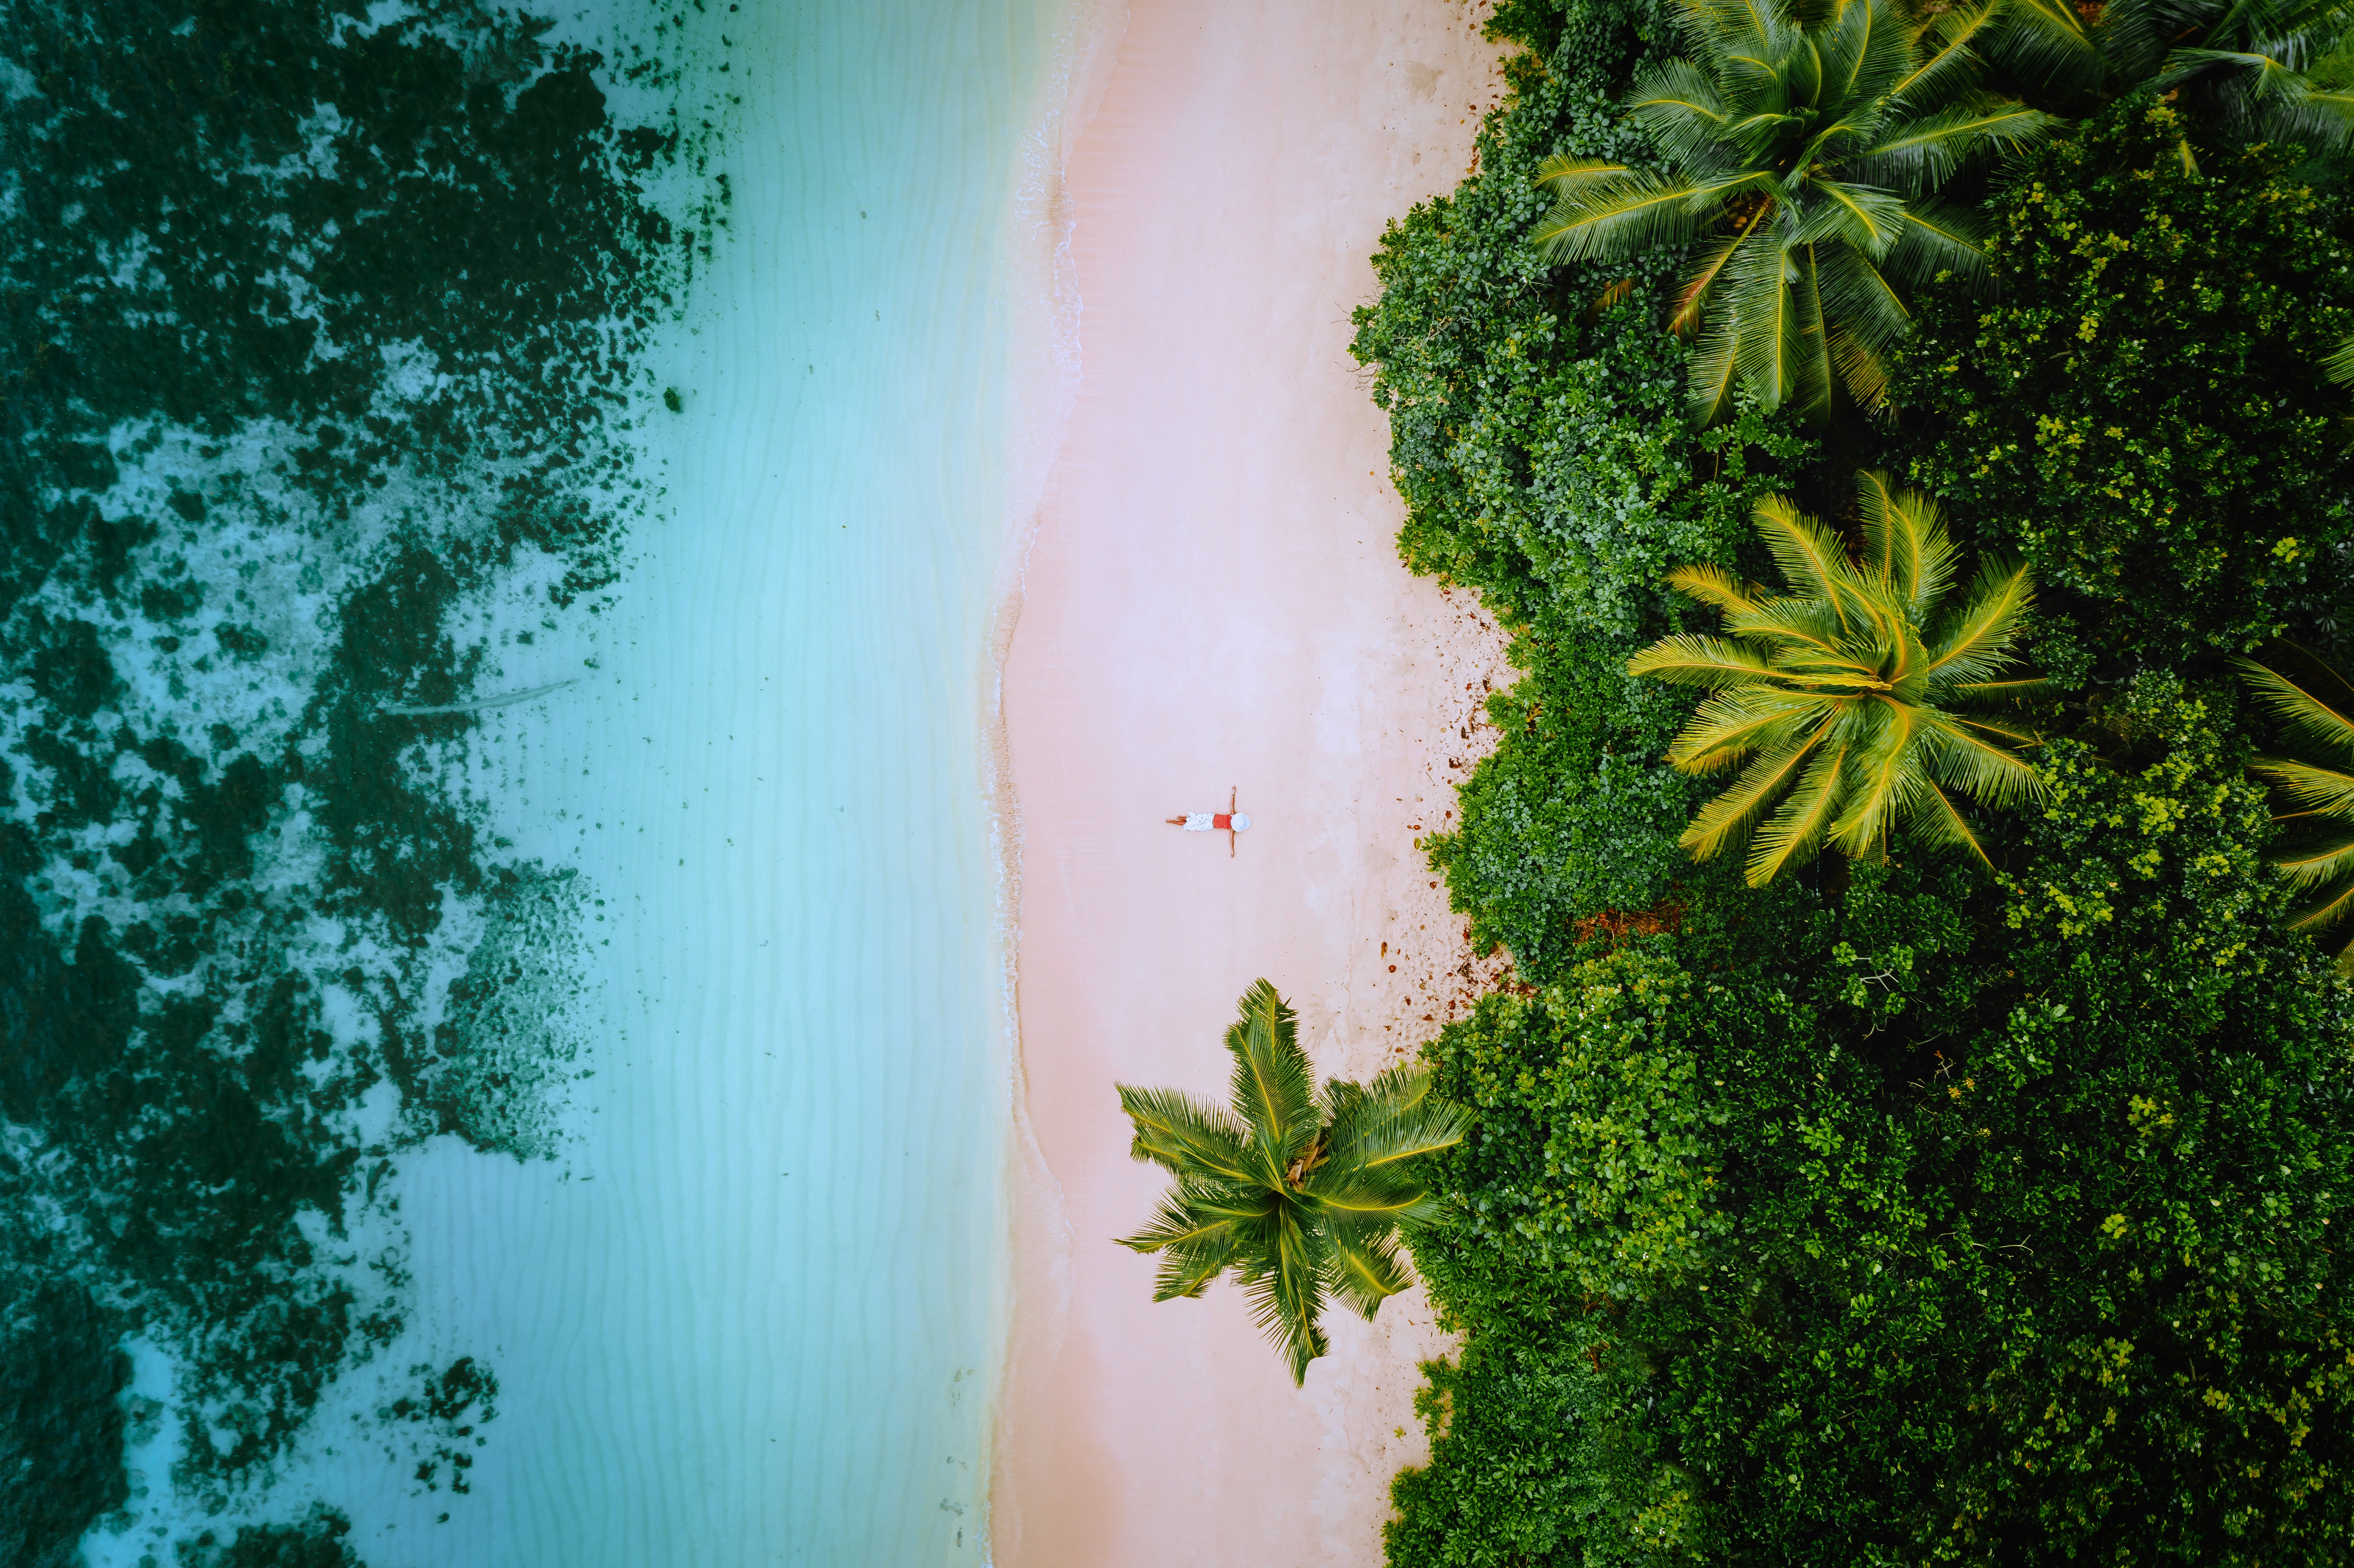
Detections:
993,3,1519,1562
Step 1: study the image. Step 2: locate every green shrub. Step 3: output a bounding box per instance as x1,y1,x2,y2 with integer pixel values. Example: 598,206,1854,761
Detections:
1370,7,2354,1565
1395,679,2354,1564
1351,0,1806,976
1900,97,2354,670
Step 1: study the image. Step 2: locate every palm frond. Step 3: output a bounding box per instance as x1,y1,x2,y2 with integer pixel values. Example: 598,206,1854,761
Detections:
1822,0,1909,111
1628,57,1742,166
1921,711,2044,807
1904,780,1993,866
1827,319,1897,414
1940,711,2041,746
1923,554,2034,682
1225,979,1317,1178
1533,155,1643,195
2273,84,2354,145
1531,170,1719,262
1116,1084,1255,1183
1950,675,2051,705
1683,738,1824,859
1799,178,1910,257
2328,334,2354,387
1686,300,1747,423
2235,652,2354,764
2251,757,2354,816
2095,0,2178,82
1813,245,1913,407
1114,1188,1239,1256
1723,597,1862,659
2295,895,2354,972
1882,201,1988,286
1747,741,1851,884
1888,0,2008,108
1116,1186,1271,1301
1667,561,1763,613
1668,691,1827,773
1792,243,1841,422
1854,469,1954,606
1670,202,1774,338
1752,494,1864,614
1832,700,1928,858
1327,1084,1471,1175
1853,468,1907,583
1731,227,1813,415
1322,1222,1415,1321
1240,1208,1330,1385
1628,632,1778,687
2272,824,2354,887
1859,101,2057,191
1987,0,2103,89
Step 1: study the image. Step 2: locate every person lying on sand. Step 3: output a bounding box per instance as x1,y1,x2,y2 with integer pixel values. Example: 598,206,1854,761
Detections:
1166,789,1251,857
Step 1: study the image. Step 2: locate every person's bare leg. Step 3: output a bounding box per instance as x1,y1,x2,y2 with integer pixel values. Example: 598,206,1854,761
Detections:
1164,815,1187,826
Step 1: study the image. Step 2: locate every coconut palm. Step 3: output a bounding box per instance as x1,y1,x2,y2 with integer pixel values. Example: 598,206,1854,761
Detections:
1629,471,2045,885
1997,0,2354,156
1531,0,2053,424
2233,644,2354,968
1114,979,1469,1385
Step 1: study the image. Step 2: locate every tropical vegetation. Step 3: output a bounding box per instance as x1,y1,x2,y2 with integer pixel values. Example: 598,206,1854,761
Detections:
1531,0,2048,421
1629,475,2041,883
2239,643,2354,966
1115,979,1468,1383
1348,0,2354,1558
1997,0,2354,150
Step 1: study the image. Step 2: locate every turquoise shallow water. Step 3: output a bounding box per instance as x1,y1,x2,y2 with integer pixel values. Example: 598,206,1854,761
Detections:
0,1,1068,1562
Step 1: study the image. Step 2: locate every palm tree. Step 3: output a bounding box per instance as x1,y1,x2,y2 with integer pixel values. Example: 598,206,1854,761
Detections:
1997,0,2354,158
2233,644,2354,968
1531,0,2053,424
1628,471,2045,885
1114,980,1469,1384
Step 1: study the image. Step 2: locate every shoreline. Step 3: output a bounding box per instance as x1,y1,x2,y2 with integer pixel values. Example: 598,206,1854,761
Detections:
991,2,1514,1561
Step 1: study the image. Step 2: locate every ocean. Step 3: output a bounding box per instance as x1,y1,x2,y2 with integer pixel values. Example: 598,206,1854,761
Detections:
0,1,1074,1563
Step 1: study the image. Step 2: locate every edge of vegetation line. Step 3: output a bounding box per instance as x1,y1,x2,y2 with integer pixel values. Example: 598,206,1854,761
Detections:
1346,0,2354,1561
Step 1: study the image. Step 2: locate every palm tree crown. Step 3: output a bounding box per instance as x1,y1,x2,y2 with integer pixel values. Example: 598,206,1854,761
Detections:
1115,980,1469,1384
2234,644,2354,968
1999,0,2354,154
1532,0,2052,424
1629,472,2045,885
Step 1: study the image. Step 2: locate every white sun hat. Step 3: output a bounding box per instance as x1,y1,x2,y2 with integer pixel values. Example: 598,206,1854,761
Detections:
1231,814,1251,831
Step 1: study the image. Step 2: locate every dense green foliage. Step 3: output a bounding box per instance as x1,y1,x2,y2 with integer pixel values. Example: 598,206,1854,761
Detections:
1356,0,2354,1560
1532,0,2045,421
1899,98,2354,668
1351,0,1810,971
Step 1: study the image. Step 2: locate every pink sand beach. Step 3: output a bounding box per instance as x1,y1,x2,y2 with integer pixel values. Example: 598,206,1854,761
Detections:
993,2,1523,1561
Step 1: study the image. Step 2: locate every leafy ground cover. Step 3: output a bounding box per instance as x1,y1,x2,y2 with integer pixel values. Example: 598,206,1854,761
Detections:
1358,0,2354,1560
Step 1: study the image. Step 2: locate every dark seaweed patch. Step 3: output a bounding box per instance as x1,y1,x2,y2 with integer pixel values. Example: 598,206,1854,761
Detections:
385,1356,498,1495
0,1282,132,1568
26,618,121,721
0,0,721,1542
175,1506,363,1568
